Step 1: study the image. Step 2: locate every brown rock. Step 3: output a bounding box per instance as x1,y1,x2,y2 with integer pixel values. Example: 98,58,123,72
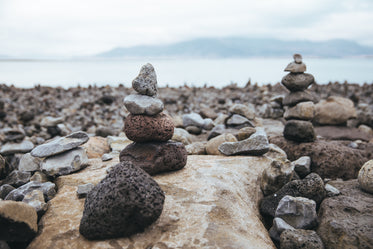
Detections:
82,136,110,158
283,90,318,107
119,141,187,175
124,113,174,142
270,136,368,180
206,133,237,155
237,127,256,141
314,96,357,125
315,126,373,141
283,101,315,121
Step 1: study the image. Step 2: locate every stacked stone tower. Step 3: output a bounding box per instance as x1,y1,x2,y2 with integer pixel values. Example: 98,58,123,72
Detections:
281,54,317,142
120,63,187,175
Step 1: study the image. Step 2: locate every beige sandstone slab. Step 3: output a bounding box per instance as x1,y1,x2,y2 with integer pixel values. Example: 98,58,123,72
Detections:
28,156,275,249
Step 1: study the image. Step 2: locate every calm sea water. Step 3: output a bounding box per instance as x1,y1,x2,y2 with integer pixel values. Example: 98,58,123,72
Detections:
0,58,372,88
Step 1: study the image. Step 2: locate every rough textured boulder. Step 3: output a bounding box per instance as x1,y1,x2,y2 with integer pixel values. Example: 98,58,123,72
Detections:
280,229,324,249
206,133,237,155
281,73,314,92
260,173,325,218
358,159,373,194
284,101,315,121
283,90,318,107
283,120,316,142
317,180,373,249
27,156,276,249
314,96,356,125
124,113,174,142
119,141,187,175
81,136,110,158
0,200,38,242
270,136,368,180
79,161,165,240
132,63,157,96
123,94,164,115
260,159,294,196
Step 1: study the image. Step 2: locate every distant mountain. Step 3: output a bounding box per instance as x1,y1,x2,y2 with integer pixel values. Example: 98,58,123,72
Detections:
97,37,373,58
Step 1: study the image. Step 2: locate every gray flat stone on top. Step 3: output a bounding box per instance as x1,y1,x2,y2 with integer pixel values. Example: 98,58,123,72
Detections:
0,140,34,156
31,131,89,158
123,94,164,116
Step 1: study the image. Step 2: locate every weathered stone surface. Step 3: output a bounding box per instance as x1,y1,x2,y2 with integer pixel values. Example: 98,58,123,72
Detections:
284,101,315,120
0,140,34,156
186,142,206,155
280,229,324,249
237,127,256,141
124,113,174,142
31,131,89,158
283,90,318,107
275,195,318,229
1,170,31,188
264,144,288,161
0,200,38,242
284,62,307,73
29,172,48,183
225,114,254,129
283,120,316,142
81,136,110,158
281,73,314,91
317,179,373,249
119,141,187,175
124,94,164,115
40,116,64,127
219,127,269,156
260,173,326,218
27,156,275,249
79,161,165,240
1,127,25,142
41,147,89,177
325,183,341,197
77,183,94,198
171,128,195,145
107,135,132,152
314,96,357,125
270,136,368,180
202,118,214,130
291,156,311,178
18,153,41,172
22,190,48,216
0,184,15,199
269,217,294,242
132,63,157,96
5,181,56,202
260,159,294,196
229,103,255,120
358,159,373,194
206,133,237,155
182,112,205,128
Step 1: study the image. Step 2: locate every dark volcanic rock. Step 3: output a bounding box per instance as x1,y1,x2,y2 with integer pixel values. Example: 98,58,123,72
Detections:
260,173,326,218
283,90,318,107
317,180,373,249
119,141,187,175
124,113,174,142
283,120,316,142
281,73,314,92
280,229,324,249
79,161,165,240
270,136,368,180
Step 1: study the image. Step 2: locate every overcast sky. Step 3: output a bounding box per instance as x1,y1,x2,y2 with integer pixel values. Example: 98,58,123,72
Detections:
1,0,373,58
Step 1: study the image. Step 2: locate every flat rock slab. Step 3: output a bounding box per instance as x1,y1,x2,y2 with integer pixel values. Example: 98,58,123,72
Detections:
27,156,275,249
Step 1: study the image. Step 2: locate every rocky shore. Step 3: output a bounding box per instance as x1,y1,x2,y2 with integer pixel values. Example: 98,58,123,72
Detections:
1,74,373,248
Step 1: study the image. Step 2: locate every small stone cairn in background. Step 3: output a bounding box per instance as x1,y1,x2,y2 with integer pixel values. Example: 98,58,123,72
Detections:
282,54,317,142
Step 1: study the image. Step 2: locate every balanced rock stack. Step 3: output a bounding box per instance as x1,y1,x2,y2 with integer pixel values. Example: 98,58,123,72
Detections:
282,54,317,142
120,63,187,175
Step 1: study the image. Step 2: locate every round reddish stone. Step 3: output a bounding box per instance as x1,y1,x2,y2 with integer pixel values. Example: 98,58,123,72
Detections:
124,113,174,142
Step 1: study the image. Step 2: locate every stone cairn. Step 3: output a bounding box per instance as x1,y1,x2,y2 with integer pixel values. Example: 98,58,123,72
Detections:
282,54,316,142
80,63,187,240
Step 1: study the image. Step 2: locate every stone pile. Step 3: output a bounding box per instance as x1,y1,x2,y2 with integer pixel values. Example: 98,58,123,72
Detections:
120,63,187,175
282,54,317,142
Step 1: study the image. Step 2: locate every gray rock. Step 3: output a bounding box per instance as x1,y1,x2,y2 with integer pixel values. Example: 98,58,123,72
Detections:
325,183,341,197
284,62,307,73
41,147,89,177
283,90,318,107
95,126,116,137
18,153,41,172
283,120,316,142
79,161,165,240
132,63,158,96
202,118,214,130
260,173,326,218
40,116,64,127
31,131,89,158
264,143,288,161
1,127,25,142
107,135,132,152
0,140,34,156
280,229,324,249
77,183,94,198
293,54,302,64
101,152,119,162
218,127,269,156
260,159,294,196
0,184,15,199
291,156,311,178
123,94,164,116
30,172,49,183
225,114,254,129
182,112,205,128
22,190,48,216
185,125,202,135
5,181,56,202
172,128,195,145
283,101,315,121
186,142,206,155
269,217,294,242
275,195,318,229
229,103,255,120
1,170,31,188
